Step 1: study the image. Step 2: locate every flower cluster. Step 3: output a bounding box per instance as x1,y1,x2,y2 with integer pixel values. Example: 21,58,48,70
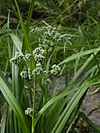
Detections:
25,108,33,116
50,64,61,75
10,25,62,79
30,26,46,32
10,52,24,64
31,25,62,53
32,63,43,76
43,26,61,42
32,47,46,76
39,26,62,53
10,52,32,65
19,47,45,78
33,47,45,63
20,68,31,79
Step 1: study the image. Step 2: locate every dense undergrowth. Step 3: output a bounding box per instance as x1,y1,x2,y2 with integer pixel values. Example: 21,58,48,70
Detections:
0,0,100,133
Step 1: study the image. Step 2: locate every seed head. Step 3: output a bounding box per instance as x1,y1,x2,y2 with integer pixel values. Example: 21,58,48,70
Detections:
33,47,45,62
10,52,24,64
20,70,28,79
32,63,43,76
51,64,61,75
25,108,33,116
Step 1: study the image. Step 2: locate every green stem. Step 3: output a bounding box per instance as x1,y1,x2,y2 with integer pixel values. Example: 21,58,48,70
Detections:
93,53,100,74
32,116,34,133
32,76,36,133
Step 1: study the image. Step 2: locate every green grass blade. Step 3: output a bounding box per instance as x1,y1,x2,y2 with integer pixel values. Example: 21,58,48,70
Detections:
0,72,30,133
26,0,35,33
51,76,99,133
0,109,7,133
35,89,76,126
14,0,32,53
59,47,100,66
10,34,22,53
71,52,98,83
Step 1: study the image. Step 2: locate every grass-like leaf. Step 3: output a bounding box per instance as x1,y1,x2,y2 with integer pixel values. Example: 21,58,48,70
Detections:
0,71,30,133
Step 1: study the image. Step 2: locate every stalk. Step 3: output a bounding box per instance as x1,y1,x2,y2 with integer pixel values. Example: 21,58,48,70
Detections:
32,76,36,133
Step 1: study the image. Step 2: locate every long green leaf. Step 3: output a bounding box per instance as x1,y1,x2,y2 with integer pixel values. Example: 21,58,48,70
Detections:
0,73,30,133
35,88,77,126
14,0,32,53
59,47,100,65
51,76,100,133
10,34,22,53
71,52,98,83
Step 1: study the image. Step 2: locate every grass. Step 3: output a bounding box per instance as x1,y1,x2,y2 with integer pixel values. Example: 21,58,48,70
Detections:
0,0,100,133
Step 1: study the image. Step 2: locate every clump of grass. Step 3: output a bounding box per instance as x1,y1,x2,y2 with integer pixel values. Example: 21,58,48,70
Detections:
0,1,100,133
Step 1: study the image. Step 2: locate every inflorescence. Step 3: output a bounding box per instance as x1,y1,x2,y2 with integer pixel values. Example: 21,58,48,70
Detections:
10,25,61,79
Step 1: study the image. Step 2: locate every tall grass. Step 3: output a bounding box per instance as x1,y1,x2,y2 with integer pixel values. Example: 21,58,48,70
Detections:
0,1,100,133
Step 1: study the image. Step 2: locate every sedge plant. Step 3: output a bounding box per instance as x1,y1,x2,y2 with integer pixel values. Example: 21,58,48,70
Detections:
0,0,100,133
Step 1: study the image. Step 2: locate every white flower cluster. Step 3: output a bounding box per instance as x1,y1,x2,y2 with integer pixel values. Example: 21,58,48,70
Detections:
32,63,43,76
10,52,32,65
20,68,31,79
43,26,61,42
39,26,61,52
10,52,33,79
33,47,45,63
32,25,62,53
31,26,46,32
25,108,33,116
19,47,45,78
31,25,62,41
10,52,24,64
32,47,46,75
50,64,61,75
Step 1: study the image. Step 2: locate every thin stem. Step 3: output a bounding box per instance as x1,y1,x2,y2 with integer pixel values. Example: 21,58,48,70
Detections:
93,53,100,74
64,43,67,86
32,76,36,133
